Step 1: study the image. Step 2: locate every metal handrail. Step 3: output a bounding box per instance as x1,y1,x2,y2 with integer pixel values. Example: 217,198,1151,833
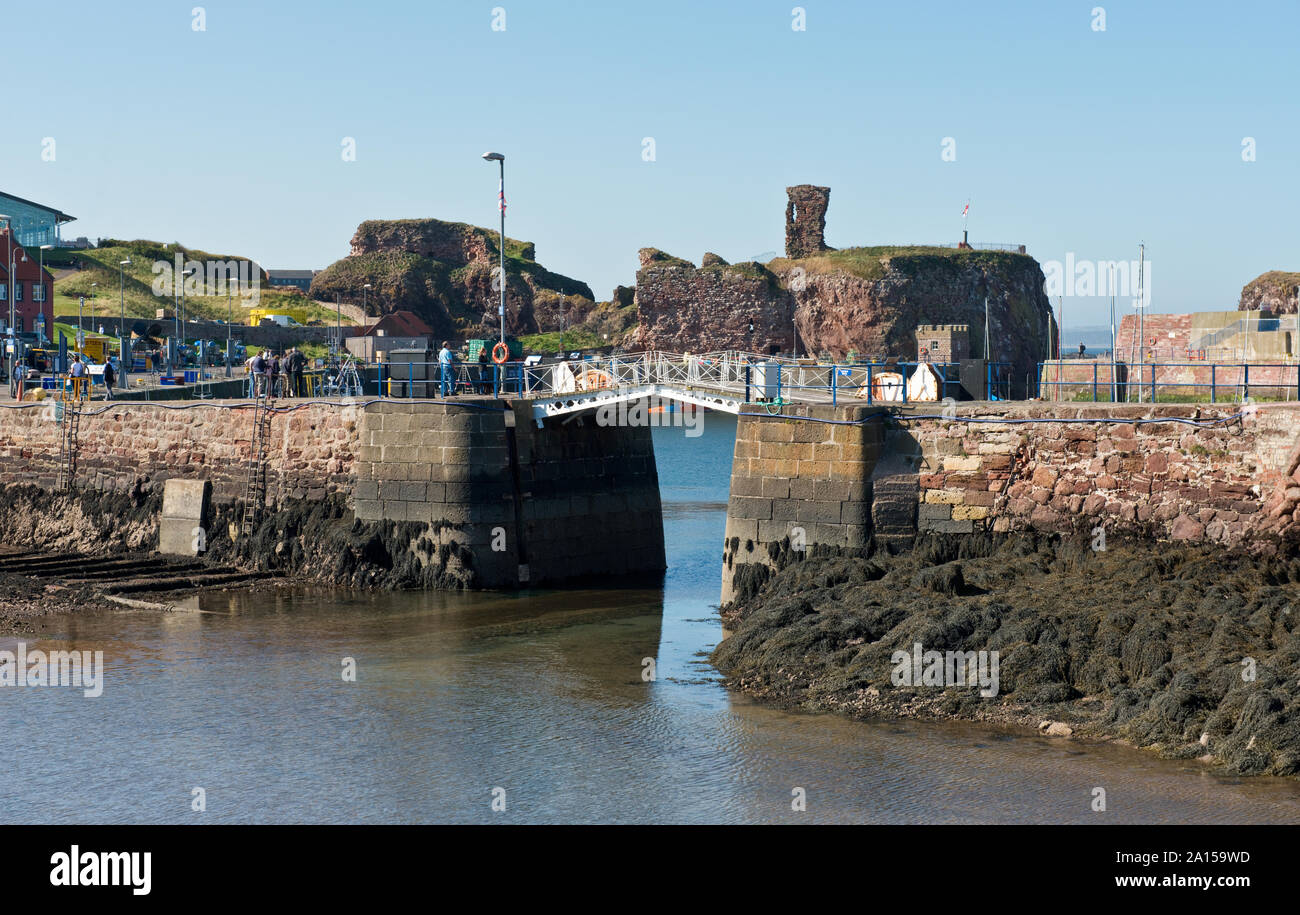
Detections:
1038,360,1300,403
365,353,1014,405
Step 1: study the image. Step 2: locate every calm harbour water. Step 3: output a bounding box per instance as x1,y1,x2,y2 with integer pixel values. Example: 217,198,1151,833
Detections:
4,412,1300,824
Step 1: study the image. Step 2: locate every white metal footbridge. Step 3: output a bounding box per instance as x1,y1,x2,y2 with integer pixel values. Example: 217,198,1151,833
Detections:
505,351,974,425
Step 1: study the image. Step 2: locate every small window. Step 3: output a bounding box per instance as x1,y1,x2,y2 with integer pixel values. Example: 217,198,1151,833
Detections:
930,340,940,350
14,281,22,301
33,283,45,302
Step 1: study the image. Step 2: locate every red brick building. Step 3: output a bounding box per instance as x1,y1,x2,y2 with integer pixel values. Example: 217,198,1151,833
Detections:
0,228,55,337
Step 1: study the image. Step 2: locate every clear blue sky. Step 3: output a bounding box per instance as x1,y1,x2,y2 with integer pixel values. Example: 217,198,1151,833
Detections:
5,0,1297,332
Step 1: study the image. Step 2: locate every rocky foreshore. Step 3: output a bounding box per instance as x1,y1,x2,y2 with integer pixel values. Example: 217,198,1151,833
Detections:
711,533,1300,776
0,483,481,634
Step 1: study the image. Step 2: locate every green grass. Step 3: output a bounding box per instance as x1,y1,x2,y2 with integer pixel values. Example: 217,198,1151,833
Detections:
519,328,607,352
50,240,354,327
1063,389,1291,404
637,248,695,269
766,245,1032,282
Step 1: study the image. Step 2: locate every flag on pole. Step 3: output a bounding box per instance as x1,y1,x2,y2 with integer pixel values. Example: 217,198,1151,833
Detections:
961,201,970,218
498,178,506,214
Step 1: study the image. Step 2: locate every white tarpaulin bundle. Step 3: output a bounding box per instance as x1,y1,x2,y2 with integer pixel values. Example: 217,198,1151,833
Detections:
906,362,942,402
553,361,613,394
552,361,578,394
856,371,904,401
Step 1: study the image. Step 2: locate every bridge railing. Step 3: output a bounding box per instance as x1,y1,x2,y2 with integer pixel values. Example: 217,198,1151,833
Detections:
366,353,1016,405
750,360,1013,405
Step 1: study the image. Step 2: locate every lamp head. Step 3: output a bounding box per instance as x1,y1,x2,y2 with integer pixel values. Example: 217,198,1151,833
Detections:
481,151,504,162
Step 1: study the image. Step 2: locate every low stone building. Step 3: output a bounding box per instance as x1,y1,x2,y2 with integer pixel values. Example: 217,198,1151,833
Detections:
345,310,435,362
915,324,970,363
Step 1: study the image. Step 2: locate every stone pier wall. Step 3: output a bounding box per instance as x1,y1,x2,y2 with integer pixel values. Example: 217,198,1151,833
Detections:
721,401,1300,603
0,399,359,503
0,396,666,590
510,404,666,583
721,403,882,602
352,401,666,587
903,403,1300,547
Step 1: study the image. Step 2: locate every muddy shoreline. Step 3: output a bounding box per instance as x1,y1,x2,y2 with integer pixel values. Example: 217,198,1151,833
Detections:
711,532,1300,777
0,482,481,633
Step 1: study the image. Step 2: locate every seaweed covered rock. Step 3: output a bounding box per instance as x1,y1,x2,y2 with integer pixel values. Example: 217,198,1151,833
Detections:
712,532,1300,777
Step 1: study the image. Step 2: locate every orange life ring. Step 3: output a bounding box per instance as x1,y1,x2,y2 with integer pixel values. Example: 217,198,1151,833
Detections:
491,342,509,364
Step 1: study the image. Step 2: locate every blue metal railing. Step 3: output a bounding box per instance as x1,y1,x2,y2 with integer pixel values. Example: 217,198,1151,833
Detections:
323,355,1017,405
1037,361,1300,402
748,360,1013,405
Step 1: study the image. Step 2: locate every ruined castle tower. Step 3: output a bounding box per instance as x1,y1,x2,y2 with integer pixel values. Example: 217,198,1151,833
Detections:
784,185,832,258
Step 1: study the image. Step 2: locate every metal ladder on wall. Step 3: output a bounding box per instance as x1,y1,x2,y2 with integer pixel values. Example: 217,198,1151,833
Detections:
56,381,83,491
239,392,274,534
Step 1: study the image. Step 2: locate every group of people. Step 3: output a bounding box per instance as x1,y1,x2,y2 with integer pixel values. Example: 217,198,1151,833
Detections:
247,348,310,398
66,354,116,400
437,341,496,396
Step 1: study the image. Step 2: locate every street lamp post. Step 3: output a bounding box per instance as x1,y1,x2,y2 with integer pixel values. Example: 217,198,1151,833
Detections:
225,281,234,378
1,215,13,395
481,151,506,348
362,283,372,362
119,258,131,390
173,267,181,364
37,245,51,347
178,265,196,370
88,282,97,346
8,235,29,395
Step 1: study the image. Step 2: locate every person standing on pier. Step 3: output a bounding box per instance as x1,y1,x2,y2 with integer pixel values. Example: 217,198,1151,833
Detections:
249,350,266,397
102,358,116,400
476,345,491,395
438,341,455,398
288,348,306,397
69,355,87,400
269,352,282,399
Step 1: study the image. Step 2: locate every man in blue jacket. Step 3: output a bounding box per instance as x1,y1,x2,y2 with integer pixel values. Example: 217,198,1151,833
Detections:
438,341,454,397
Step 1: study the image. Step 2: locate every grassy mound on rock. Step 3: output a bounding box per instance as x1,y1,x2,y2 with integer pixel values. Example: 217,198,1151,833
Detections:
765,245,1033,283
712,533,1300,776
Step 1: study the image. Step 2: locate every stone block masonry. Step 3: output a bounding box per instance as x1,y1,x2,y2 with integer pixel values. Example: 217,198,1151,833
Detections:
509,403,665,583
351,401,666,587
721,400,1300,604
0,396,666,590
0,399,360,503
902,402,1300,548
721,403,883,602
